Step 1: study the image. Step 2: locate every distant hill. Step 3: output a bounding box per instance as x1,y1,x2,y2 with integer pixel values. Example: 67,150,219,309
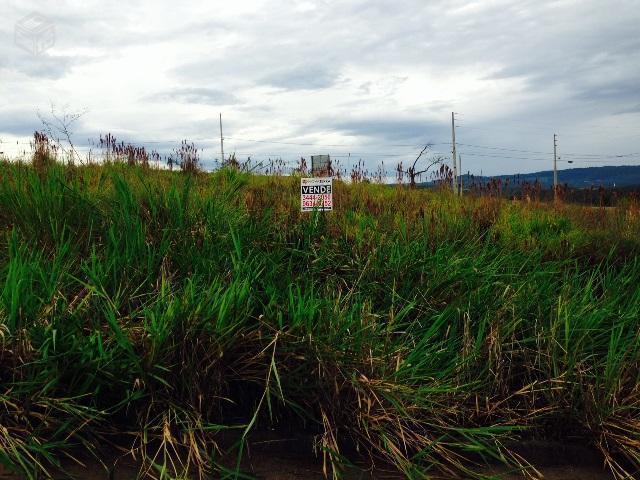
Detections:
424,165,640,188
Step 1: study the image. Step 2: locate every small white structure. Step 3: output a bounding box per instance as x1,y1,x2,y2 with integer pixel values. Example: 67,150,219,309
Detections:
311,155,331,176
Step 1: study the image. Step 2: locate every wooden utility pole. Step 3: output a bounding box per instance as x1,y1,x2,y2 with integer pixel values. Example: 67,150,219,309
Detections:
553,133,558,201
451,112,457,195
219,113,225,164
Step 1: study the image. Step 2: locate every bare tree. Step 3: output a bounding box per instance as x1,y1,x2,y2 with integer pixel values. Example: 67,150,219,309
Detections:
396,144,443,188
37,103,88,165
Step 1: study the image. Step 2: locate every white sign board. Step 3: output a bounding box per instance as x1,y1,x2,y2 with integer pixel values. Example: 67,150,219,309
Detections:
301,177,333,212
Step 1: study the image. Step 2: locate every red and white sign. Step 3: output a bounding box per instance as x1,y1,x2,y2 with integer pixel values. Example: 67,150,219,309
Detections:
301,177,333,212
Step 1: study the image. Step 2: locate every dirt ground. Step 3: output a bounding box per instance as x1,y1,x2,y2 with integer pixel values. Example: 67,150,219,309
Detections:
0,455,614,480
0,437,616,479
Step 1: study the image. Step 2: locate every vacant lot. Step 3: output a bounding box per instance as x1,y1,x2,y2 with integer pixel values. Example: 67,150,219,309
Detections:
1,162,638,479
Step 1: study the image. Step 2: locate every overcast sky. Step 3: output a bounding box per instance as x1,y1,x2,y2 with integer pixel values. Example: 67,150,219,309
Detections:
1,0,639,175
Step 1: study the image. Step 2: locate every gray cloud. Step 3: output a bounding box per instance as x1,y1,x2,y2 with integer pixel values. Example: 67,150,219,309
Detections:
147,87,240,105
573,82,640,112
319,117,447,143
615,104,640,115
0,110,40,137
479,3,640,105
6,54,79,80
261,65,338,91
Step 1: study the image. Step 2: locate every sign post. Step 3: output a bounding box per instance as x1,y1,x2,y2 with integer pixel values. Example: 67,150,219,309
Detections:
301,177,333,212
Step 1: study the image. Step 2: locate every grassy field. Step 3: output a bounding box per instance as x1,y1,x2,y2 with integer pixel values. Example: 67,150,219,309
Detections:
0,160,639,479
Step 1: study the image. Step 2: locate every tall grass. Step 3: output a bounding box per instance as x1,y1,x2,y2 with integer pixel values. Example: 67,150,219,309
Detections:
0,161,639,479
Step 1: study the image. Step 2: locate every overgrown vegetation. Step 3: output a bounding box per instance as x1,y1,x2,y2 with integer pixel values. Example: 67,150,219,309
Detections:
0,158,639,479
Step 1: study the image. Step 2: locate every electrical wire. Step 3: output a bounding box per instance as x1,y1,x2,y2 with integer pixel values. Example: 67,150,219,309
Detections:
225,136,423,148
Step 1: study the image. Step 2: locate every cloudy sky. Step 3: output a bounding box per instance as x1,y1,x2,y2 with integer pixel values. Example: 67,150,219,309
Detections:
1,0,639,175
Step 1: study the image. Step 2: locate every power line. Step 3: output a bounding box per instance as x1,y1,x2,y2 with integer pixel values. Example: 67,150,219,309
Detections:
454,142,552,155
458,151,556,162
225,136,424,148
448,141,640,159
559,159,640,164
229,151,424,158
458,150,640,164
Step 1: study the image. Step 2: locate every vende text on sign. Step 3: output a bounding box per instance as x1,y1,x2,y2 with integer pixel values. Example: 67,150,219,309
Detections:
301,177,333,212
